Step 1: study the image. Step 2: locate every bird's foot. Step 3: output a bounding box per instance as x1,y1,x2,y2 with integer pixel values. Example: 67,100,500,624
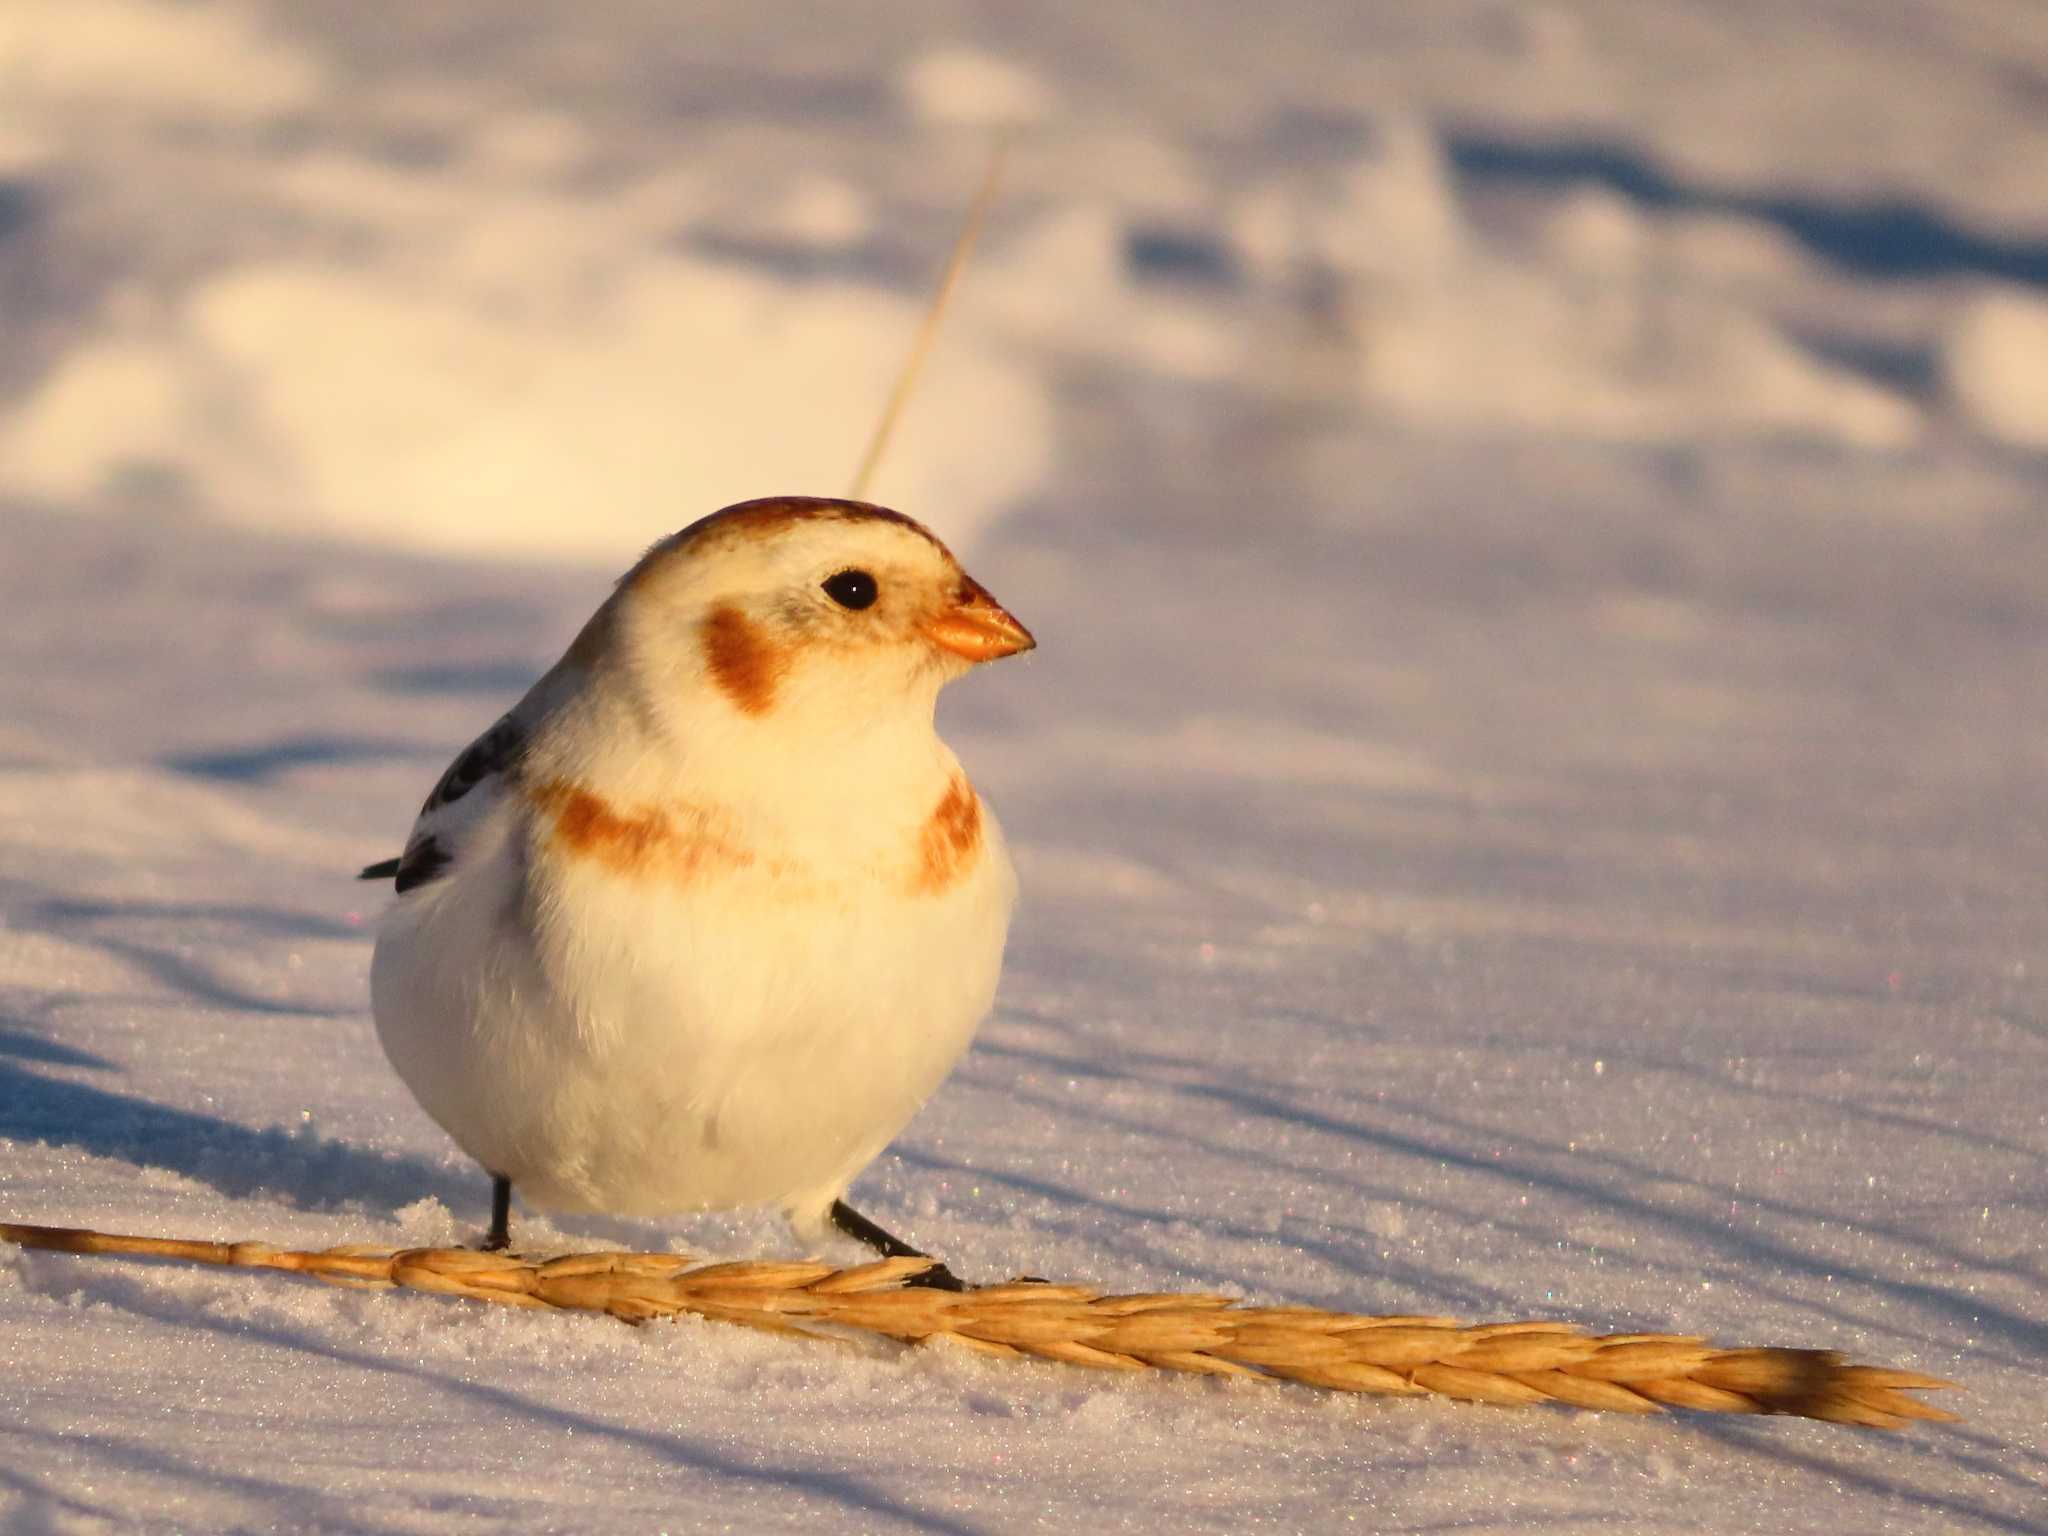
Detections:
478,1173,513,1253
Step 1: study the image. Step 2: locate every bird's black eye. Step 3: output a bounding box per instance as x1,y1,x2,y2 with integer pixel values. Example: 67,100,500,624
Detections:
822,569,878,610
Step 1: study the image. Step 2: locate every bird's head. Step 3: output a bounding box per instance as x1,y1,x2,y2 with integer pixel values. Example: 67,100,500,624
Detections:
608,497,1033,749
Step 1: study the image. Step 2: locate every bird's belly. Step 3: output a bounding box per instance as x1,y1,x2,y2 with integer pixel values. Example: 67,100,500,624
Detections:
371,819,1015,1223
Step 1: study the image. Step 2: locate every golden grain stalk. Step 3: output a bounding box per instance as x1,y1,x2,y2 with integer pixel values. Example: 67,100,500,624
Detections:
0,1221,1957,1429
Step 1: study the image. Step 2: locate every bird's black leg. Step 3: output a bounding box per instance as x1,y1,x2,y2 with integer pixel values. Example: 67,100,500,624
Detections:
829,1199,965,1291
482,1174,512,1252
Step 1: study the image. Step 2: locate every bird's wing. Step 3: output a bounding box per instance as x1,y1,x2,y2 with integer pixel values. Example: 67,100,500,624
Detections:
359,712,526,894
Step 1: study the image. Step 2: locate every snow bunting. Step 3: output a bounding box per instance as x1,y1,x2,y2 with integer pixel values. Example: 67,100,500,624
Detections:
362,497,1033,1287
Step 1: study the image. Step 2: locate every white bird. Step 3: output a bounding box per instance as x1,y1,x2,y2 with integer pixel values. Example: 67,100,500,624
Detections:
362,496,1033,1286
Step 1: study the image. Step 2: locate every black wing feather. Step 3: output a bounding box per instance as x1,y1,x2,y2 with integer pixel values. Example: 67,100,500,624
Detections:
394,836,453,893
419,715,523,817
358,714,527,892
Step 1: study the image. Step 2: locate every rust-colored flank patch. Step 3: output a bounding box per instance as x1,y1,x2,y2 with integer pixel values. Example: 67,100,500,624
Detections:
528,779,755,882
700,605,787,717
914,773,983,894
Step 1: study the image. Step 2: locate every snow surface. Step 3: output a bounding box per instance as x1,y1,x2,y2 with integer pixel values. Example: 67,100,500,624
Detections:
2,1,2046,1531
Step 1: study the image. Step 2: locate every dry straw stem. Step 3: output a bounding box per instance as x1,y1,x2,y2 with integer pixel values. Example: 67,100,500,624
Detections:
2,1221,1957,1430
847,139,1008,501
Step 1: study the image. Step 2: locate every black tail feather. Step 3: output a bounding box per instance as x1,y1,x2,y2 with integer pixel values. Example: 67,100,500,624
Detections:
358,856,402,882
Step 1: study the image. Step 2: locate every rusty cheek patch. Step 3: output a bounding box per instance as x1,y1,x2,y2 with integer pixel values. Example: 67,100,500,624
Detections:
700,605,787,717
529,779,755,882
913,774,984,894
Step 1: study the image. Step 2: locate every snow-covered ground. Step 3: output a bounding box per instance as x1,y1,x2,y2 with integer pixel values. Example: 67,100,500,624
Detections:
2,2,2045,1530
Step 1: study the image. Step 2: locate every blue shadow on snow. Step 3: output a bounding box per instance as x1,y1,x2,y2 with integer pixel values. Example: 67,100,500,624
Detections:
1446,131,2048,287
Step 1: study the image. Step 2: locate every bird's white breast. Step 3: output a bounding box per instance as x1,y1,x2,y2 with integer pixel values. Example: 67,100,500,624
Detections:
370,753,1016,1232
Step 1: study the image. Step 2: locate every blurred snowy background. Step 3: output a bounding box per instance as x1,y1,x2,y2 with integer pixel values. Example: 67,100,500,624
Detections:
1,2,2044,1531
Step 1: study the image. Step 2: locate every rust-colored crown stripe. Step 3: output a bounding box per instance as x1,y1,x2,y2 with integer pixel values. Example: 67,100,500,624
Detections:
0,1222,1959,1431
674,498,951,558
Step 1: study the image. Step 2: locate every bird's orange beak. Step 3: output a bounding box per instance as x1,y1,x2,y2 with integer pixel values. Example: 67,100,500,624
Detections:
921,577,1035,663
